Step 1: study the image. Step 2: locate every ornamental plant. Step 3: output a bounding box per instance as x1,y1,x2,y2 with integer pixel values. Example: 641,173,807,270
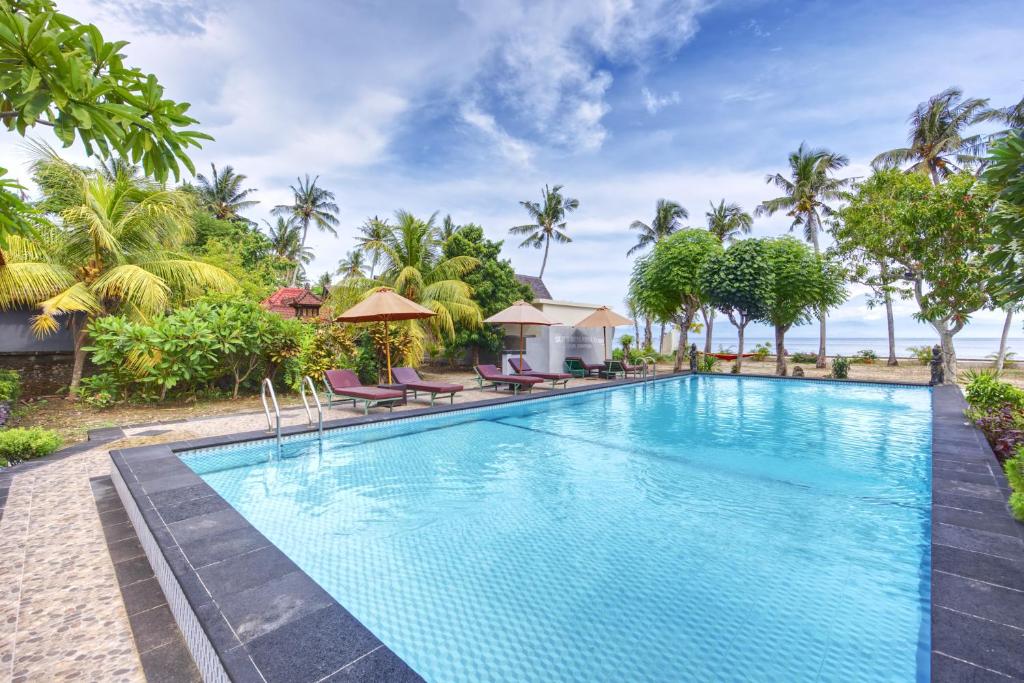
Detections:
0,426,61,466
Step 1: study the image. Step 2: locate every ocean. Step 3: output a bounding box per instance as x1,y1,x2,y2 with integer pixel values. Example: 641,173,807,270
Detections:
682,336,1021,361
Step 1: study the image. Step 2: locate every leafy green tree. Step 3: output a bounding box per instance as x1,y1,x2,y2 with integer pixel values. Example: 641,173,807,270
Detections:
188,213,284,300
837,170,991,382
705,199,752,243
629,229,722,371
699,238,773,371
762,237,847,376
192,164,257,223
872,87,988,184
442,224,532,365
757,142,848,368
314,272,332,297
272,174,339,284
0,0,210,243
510,184,579,279
0,150,234,391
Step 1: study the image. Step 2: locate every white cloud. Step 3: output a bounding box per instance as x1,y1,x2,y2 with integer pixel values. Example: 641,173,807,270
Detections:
460,104,534,167
641,87,681,114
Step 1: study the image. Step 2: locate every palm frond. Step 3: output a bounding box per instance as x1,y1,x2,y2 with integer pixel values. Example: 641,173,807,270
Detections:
30,282,102,336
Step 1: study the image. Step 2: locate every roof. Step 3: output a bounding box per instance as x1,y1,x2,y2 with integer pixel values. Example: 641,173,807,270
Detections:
514,274,551,299
261,287,324,318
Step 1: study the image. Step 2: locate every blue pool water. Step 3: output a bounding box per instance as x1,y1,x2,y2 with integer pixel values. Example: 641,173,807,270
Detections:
182,376,933,681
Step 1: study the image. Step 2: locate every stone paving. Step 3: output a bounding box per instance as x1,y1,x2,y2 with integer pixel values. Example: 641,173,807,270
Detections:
0,380,612,681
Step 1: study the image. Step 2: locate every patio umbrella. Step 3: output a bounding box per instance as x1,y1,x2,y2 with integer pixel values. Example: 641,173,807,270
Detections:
574,306,634,360
483,300,555,369
335,287,435,384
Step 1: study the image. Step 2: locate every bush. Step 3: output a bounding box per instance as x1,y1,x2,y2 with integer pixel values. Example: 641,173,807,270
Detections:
1005,450,1024,521
964,372,1024,413
973,405,1024,461
697,353,721,373
853,349,878,364
791,352,817,364
907,345,933,366
751,342,771,361
0,369,20,403
0,427,62,466
830,355,851,379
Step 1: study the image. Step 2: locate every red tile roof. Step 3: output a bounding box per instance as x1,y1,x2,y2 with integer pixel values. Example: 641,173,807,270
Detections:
261,287,324,318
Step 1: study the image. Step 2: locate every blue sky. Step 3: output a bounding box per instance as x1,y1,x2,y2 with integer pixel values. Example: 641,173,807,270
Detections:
3,0,1023,342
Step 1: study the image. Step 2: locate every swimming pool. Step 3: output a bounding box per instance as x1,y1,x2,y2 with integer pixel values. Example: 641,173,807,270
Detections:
182,375,932,681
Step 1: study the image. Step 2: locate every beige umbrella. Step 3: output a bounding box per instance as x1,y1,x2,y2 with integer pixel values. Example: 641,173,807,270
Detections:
335,287,435,384
574,306,635,360
483,300,556,369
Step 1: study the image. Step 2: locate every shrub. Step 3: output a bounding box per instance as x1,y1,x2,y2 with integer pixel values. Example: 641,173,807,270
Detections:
964,372,1024,412
0,369,20,403
0,427,62,466
830,355,851,379
791,352,817,364
907,345,933,366
853,349,878,364
751,342,771,361
1005,450,1024,521
697,353,721,373
973,405,1024,461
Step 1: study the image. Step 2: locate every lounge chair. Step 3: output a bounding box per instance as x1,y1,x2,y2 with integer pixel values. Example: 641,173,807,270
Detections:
474,364,542,395
508,358,571,389
323,369,404,415
391,367,464,406
564,356,604,378
619,359,645,379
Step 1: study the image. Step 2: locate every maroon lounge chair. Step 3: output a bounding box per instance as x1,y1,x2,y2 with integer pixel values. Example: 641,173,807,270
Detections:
508,358,571,389
564,355,604,377
391,367,464,406
620,359,645,379
474,364,542,395
323,369,404,415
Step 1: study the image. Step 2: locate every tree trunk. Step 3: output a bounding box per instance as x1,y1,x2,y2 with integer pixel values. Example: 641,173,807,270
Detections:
884,288,898,367
736,323,746,372
674,319,690,372
633,318,641,347
775,325,788,376
68,327,89,396
702,307,714,355
539,237,550,279
938,328,958,384
815,308,827,369
659,322,666,354
996,309,1014,373
644,318,653,350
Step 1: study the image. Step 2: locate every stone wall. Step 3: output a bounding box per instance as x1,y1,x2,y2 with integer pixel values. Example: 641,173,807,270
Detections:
0,352,78,397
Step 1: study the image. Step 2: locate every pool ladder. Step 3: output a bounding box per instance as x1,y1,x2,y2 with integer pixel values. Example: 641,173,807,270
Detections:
640,356,657,383
300,375,324,438
261,378,282,455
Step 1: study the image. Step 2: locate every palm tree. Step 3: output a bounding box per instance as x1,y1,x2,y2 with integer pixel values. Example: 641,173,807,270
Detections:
439,214,462,242
333,211,482,363
272,174,340,285
872,87,989,185
353,216,391,279
757,143,849,368
337,251,367,280
705,200,753,243
314,272,332,297
628,199,687,256
263,217,312,283
0,150,235,393
194,163,258,222
510,184,579,280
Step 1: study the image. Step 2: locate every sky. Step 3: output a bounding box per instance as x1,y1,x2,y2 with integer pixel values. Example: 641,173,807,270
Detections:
3,0,1024,343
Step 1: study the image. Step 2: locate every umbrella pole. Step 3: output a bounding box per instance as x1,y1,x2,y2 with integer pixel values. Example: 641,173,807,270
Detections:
383,319,393,384
519,323,524,370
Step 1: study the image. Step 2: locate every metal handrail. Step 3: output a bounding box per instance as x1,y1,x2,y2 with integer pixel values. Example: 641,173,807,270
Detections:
300,375,324,438
261,378,281,448
640,356,657,382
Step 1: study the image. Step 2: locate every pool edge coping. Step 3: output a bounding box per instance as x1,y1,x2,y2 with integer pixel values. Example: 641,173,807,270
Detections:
109,372,1024,682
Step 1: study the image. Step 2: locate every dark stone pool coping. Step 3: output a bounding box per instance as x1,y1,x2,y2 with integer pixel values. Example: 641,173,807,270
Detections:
107,373,1024,682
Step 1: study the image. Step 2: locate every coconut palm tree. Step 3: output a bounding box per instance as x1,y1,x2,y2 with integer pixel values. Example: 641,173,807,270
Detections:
872,87,989,184
757,143,849,368
353,215,391,279
0,150,235,393
272,174,340,285
263,217,311,284
706,200,753,243
333,210,481,362
628,199,687,256
194,163,258,222
439,214,462,242
314,272,332,297
337,251,367,280
510,184,579,280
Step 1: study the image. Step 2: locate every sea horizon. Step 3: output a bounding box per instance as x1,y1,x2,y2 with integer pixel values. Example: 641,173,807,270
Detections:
685,336,1023,360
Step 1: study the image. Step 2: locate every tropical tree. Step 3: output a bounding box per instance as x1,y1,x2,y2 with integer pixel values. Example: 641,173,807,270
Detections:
872,87,989,184
979,94,1024,134
510,184,579,279
629,229,722,371
263,217,311,282
353,216,391,279
273,174,339,285
439,214,463,242
628,199,687,256
193,164,258,223
762,237,847,376
699,238,774,371
756,143,848,368
705,199,753,243
332,211,482,363
314,272,332,297
0,0,210,244
337,251,367,280
837,170,992,382
0,151,235,392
